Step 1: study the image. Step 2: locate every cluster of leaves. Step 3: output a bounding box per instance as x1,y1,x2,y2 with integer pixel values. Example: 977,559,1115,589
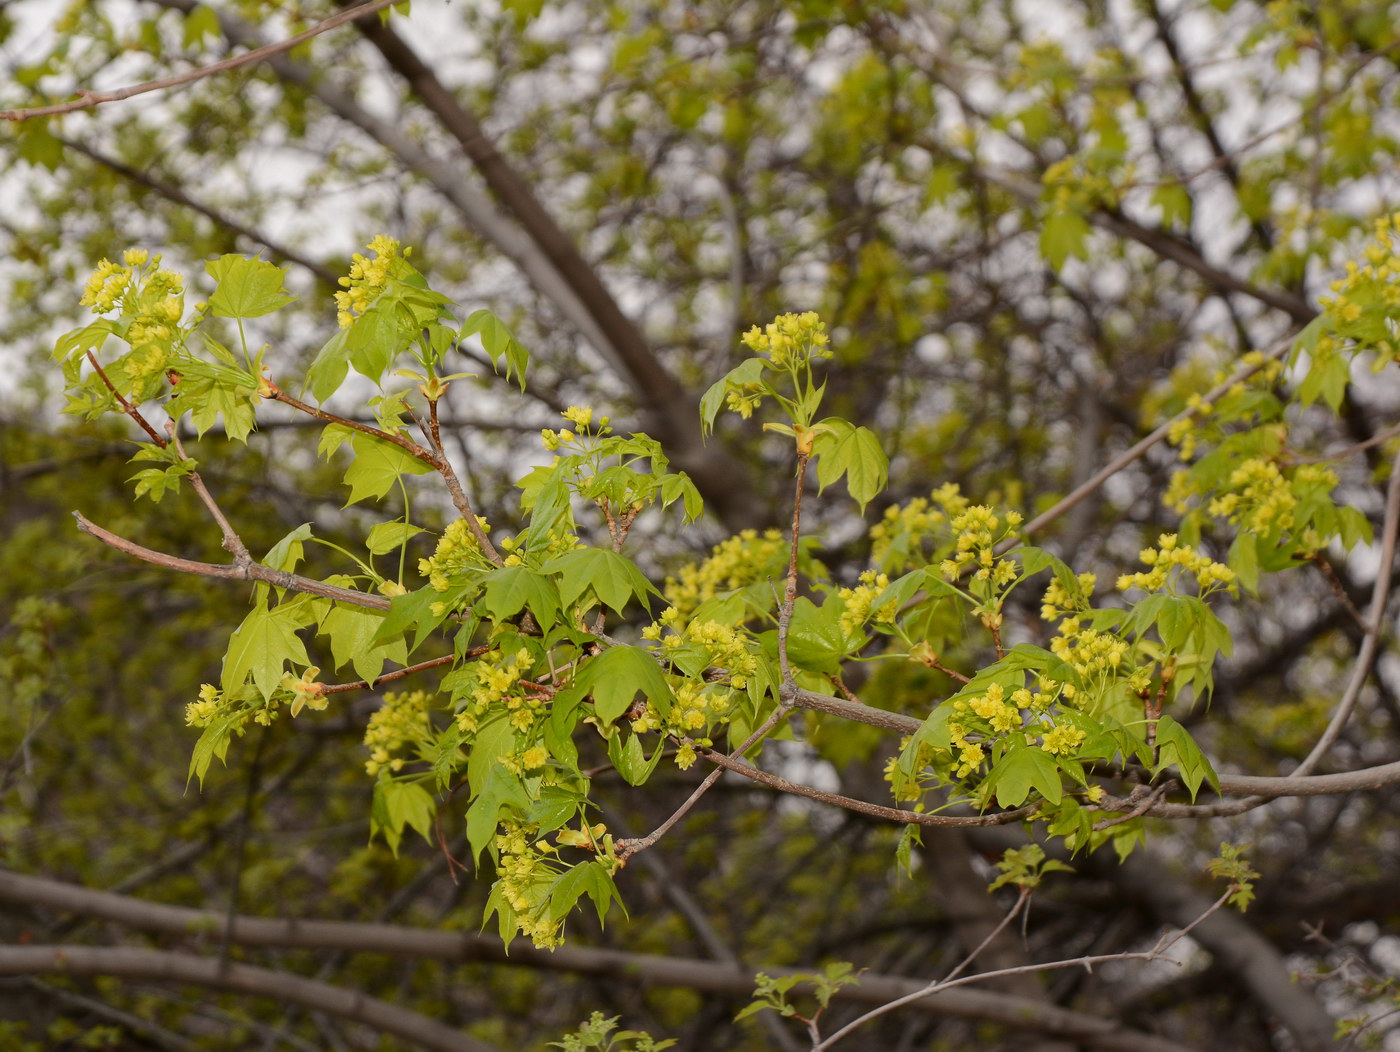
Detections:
50,221,1385,955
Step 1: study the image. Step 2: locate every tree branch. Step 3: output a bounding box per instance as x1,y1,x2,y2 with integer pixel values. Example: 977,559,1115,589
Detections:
73,511,390,611
0,868,1196,1052
59,138,340,286
695,744,1037,827
0,944,499,1052
0,0,403,121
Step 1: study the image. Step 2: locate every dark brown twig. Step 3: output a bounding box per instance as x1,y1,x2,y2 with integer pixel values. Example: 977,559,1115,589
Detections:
85,351,167,447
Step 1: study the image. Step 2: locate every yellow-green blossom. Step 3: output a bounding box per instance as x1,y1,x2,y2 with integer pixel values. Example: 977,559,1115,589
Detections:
739,311,831,369
335,234,403,327
1116,534,1235,595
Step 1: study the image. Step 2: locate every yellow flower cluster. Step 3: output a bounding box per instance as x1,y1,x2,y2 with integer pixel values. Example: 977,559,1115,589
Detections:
1207,458,1337,537
637,613,748,760
540,404,609,450
739,310,831,369
1050,617,1132,682
496,528,581,570
80,255,135,313
837,570,897,635
1040,572,1097,622
363,690,432,776
724,382,766,419
454,648,539,735
1040,723,1087,756
1318,211,1400,361
494,820,565,949
1116,534,1235,595
663,528,787,619
185,681,282,730
635,678,733,765
948,683,1031,776
79,251,187,392
335,234,403,328
419,516,493,591
1166,392,1210,461
868,483,965,567
184,683,223,727
938,505,1022,583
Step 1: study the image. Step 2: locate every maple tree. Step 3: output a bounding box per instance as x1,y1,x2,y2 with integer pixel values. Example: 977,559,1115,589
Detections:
3,2,1400,1050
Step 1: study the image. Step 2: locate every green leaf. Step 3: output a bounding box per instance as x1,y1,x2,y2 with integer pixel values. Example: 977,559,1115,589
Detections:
204,255,295,319
320,602,408,684
574,645,673,723
53,320,121,362
183,4,220,48
222,603,311,700
811,418,889,512
1229,531,1260,595
305,328,351,404
547,860,624,927
467,712,518,799
376,583,462,652
366,520,425,554
1040,209,1092,270
658,472,704,522
254,522,313,605
522,479,573,553
1149,183,1192,230
699,357,768,436
188,712,242,787
783,596,849,674
987,743,1063,808
607,731,666,786
459,309,529,389
342,430,434,505
371,778,436,855
545,548,657,616
481,566,562,627
1154,714,1220,799
16,118,63,171
466,765,531,865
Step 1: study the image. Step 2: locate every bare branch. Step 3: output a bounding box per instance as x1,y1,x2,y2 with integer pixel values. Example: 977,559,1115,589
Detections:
1017,332,1294,543
0,944,499,1052
60,138,340,286
776,450,810,688
73,511,390,612
616,706,788,863
1294,440,1400,774
695,743,1037,827
0,0,402,121
169,423,250,563
0,868,1196,1052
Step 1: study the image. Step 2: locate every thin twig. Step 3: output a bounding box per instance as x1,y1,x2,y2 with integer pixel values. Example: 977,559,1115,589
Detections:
85,351,167,446
318,653,465,695
1015,333,1294,544
815,887,1031,1048
267,380,501,563
615,707,788,863
776,450,810,689
1283,419,1400,466
813,888,1233,1049
695,745,1036,828
266,381,438,466
1292,440,1400,775
168,423,251,563
73,512,391,612
0,0,403,121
